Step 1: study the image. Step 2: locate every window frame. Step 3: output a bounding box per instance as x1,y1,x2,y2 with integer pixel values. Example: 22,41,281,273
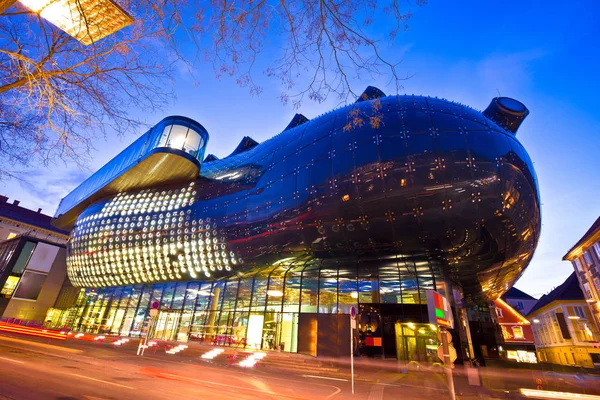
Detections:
512,326,524,339
584,250,593,265
495,307,503,318
593,243,600,259
573,306,586,319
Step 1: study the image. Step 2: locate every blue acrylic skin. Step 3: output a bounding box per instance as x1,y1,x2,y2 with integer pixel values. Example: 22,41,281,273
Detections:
67,90,540,301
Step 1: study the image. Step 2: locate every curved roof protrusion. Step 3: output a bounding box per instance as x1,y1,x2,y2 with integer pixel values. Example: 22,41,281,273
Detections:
229,136,259,157
355,86,386,103
482,97,529,135
283,113,309,131
203,154,219,163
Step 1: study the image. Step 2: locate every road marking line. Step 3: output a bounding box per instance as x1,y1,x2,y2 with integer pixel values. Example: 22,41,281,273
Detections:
520,388,600,399
302,375,348,382
187,363,343,397
69,373,135,390
0,335,82,353
368,383,385,400
160,373,305,399
0,356,24,364
376,382,446,391
325,386,342,399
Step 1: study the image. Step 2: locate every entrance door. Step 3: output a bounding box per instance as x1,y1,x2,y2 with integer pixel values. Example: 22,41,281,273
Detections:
279,313,299,352
153,311,181,341
176,312,192,342
297,313,318,356
395,322,438,362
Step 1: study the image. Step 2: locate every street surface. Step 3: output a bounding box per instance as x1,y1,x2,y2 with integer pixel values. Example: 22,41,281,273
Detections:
0,330,598,400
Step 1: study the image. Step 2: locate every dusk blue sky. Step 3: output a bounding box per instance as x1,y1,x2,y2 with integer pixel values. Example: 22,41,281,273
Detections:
4,0,599,298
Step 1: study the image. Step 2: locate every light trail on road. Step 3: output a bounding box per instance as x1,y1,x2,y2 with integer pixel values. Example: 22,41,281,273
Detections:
68,373,136,390
0,356,24,364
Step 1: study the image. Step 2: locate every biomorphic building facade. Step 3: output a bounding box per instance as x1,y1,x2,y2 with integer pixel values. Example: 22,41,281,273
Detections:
45,87,541,360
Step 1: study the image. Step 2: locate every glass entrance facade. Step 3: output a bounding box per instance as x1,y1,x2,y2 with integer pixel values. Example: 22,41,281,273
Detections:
46,256,438,358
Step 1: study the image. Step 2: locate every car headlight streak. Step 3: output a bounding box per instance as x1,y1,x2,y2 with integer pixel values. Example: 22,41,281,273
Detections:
66,182,240,287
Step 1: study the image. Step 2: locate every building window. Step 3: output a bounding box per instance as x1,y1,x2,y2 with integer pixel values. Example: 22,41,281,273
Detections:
512,326,524,339
573,306,586,319
584,251,593,265
495,307,503,318
584,284,593,300
516,301,524,311
574,259,583,272
0,276,20,296
594,243,600,259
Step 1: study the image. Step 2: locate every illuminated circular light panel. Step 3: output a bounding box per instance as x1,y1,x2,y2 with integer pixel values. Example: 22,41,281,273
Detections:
66,182,239,287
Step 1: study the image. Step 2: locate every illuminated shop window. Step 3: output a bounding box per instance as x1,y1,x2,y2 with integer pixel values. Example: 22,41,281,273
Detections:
0,276,20,296
56,255,440,354
512,326,524,339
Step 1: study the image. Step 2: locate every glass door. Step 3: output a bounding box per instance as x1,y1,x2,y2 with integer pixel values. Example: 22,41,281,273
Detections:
278,313,299,352
153,311,181,341
177,312,192,342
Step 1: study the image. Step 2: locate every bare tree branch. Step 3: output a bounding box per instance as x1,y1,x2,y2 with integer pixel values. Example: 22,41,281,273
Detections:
0,0,425,179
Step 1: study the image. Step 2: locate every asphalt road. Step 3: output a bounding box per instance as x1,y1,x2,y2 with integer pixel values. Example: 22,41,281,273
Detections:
0,333,450,400
0,331,598,400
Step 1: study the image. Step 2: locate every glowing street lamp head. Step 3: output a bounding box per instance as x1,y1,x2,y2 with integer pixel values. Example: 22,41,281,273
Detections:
19,0,134,45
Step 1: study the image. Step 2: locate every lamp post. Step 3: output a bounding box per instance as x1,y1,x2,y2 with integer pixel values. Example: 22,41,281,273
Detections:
3,0,133,45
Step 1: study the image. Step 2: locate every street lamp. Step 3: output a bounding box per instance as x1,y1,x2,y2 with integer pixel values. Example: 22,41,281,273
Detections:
16,0,133,45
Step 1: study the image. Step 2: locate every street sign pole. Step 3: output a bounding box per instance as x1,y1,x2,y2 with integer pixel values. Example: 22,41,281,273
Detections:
350,316,354,395
440,327,456,400
350,306,356,394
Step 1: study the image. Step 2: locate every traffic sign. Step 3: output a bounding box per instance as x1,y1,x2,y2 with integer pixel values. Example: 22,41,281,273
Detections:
350,306,357,319
151,301,160,310
438,329,452,343
437,343,457,364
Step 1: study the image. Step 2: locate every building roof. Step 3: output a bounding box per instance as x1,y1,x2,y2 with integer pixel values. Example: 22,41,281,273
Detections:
495,299,530,325
527,272,584,316
563,216,600,260
0,198,69,236
501,287,537,301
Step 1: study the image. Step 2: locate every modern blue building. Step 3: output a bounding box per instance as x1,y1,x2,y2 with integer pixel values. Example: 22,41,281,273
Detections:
46,87,541,361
